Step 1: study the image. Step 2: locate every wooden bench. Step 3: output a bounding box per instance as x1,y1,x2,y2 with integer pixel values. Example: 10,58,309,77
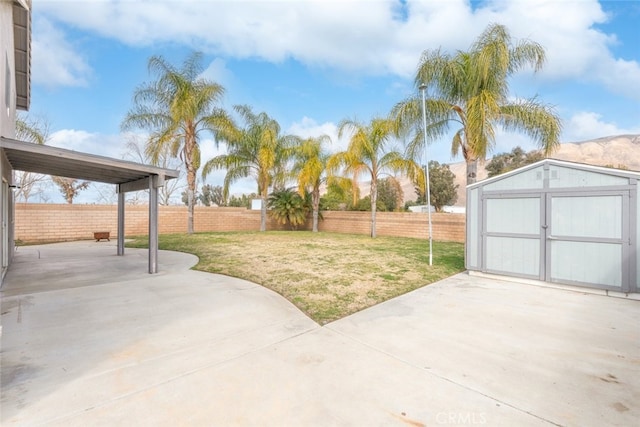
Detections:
93,231,110,242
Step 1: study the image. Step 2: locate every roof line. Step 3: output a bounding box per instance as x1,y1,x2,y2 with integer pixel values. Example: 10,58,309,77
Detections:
0,136,180,183
467,157,640,189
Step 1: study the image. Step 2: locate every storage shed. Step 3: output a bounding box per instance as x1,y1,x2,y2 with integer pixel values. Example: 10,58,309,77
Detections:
466,159,638,293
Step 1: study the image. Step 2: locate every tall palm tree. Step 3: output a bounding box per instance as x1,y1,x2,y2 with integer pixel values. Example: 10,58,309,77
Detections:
393,23,562,185
121,52,232,233
202,105,295,232
328,117,420,238
292,135,331,232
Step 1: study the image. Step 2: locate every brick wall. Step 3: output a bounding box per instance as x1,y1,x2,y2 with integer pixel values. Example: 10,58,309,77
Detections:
15,204,465,243
316,211,465,241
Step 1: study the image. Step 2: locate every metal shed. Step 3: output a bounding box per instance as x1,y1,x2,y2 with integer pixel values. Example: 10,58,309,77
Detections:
466,159,639,293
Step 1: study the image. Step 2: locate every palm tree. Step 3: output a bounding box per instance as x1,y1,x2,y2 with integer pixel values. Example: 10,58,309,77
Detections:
393,23,562,185
123,135,184,206
328,117,420,238
121,52,232,233
292,135,331,232
202,105,295,232
268,188,309,230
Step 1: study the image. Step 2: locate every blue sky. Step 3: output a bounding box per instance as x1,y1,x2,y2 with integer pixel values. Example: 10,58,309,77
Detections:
26,0,640,203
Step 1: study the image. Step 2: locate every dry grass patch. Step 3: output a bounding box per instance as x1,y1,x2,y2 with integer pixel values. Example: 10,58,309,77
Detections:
128,231,464,324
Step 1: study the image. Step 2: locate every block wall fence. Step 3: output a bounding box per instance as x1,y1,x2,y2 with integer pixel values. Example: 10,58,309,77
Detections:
14,204,466,244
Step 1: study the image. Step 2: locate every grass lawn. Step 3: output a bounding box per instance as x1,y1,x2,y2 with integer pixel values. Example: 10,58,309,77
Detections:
128,231,465,324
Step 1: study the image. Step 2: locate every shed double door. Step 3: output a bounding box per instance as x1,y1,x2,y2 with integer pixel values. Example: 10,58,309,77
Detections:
483,190,630,291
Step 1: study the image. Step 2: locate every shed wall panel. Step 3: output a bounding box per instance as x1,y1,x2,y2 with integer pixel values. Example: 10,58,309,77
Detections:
550,241,622,288
486,236,540,276
486,198,540,235
551,195,622,239
467,188,479,268
549,165,628,188
483,166,544,191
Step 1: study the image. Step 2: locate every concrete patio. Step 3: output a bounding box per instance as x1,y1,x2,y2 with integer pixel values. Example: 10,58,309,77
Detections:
1,241,639,426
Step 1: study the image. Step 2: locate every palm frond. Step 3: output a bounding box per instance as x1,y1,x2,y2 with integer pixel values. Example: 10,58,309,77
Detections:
498,99,562,156
451,129,465,159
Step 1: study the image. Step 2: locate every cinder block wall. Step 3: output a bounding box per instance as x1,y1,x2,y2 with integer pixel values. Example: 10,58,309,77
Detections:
15,204,465,243
316,211,465,241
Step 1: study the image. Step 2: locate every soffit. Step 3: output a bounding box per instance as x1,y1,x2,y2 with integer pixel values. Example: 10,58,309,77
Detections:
0,137,179,185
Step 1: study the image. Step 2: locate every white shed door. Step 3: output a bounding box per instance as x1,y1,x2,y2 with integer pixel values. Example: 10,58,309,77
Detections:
546,193,628,289
484,197,542,277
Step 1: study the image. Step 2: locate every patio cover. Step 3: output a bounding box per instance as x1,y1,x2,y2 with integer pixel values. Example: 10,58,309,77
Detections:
0,136,180,273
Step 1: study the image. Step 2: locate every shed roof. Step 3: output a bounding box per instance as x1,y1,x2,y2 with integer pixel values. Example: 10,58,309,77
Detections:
0,137,179,186
467,158,640,189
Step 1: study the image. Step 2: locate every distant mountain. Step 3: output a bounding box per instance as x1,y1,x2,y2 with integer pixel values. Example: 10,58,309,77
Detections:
359,134,640,207
550,134,640,170
450,134,640,206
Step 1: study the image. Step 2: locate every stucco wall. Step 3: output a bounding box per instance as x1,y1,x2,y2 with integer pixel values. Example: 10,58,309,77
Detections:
1,1,17,281
15,204,465,244
1,1,17,138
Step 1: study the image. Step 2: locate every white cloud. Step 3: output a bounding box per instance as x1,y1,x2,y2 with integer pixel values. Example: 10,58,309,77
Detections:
48,129,123,159
491,0,640,99
200,58,235,91
593,57,640,100
564,112,640,142
286,117,350,153
32,17,91,88
34,0,640,99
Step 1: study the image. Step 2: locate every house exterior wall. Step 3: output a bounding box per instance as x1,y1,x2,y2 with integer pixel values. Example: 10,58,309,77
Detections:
1,0,19,283
1,1,18,137
1,149,14,279
14,204,466,244
637,183,639,289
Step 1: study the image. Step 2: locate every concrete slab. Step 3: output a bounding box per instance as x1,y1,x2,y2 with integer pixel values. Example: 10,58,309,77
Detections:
2,240,199,296
1,242,639,426
329,274,640,426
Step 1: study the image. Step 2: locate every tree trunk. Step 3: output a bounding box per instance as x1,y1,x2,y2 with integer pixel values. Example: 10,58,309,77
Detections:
185,127,196,234
260,192,267,232
370,179,377,238
312,187,320,233
187,187,194,233
186,164,195,234
466,158,479,185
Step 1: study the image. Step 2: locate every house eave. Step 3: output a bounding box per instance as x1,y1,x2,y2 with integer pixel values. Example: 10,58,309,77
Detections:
13,0,30,111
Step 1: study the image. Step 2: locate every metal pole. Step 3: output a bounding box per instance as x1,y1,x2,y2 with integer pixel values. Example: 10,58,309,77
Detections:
419,84,433,266
149,175,158,274
117,188,125,256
